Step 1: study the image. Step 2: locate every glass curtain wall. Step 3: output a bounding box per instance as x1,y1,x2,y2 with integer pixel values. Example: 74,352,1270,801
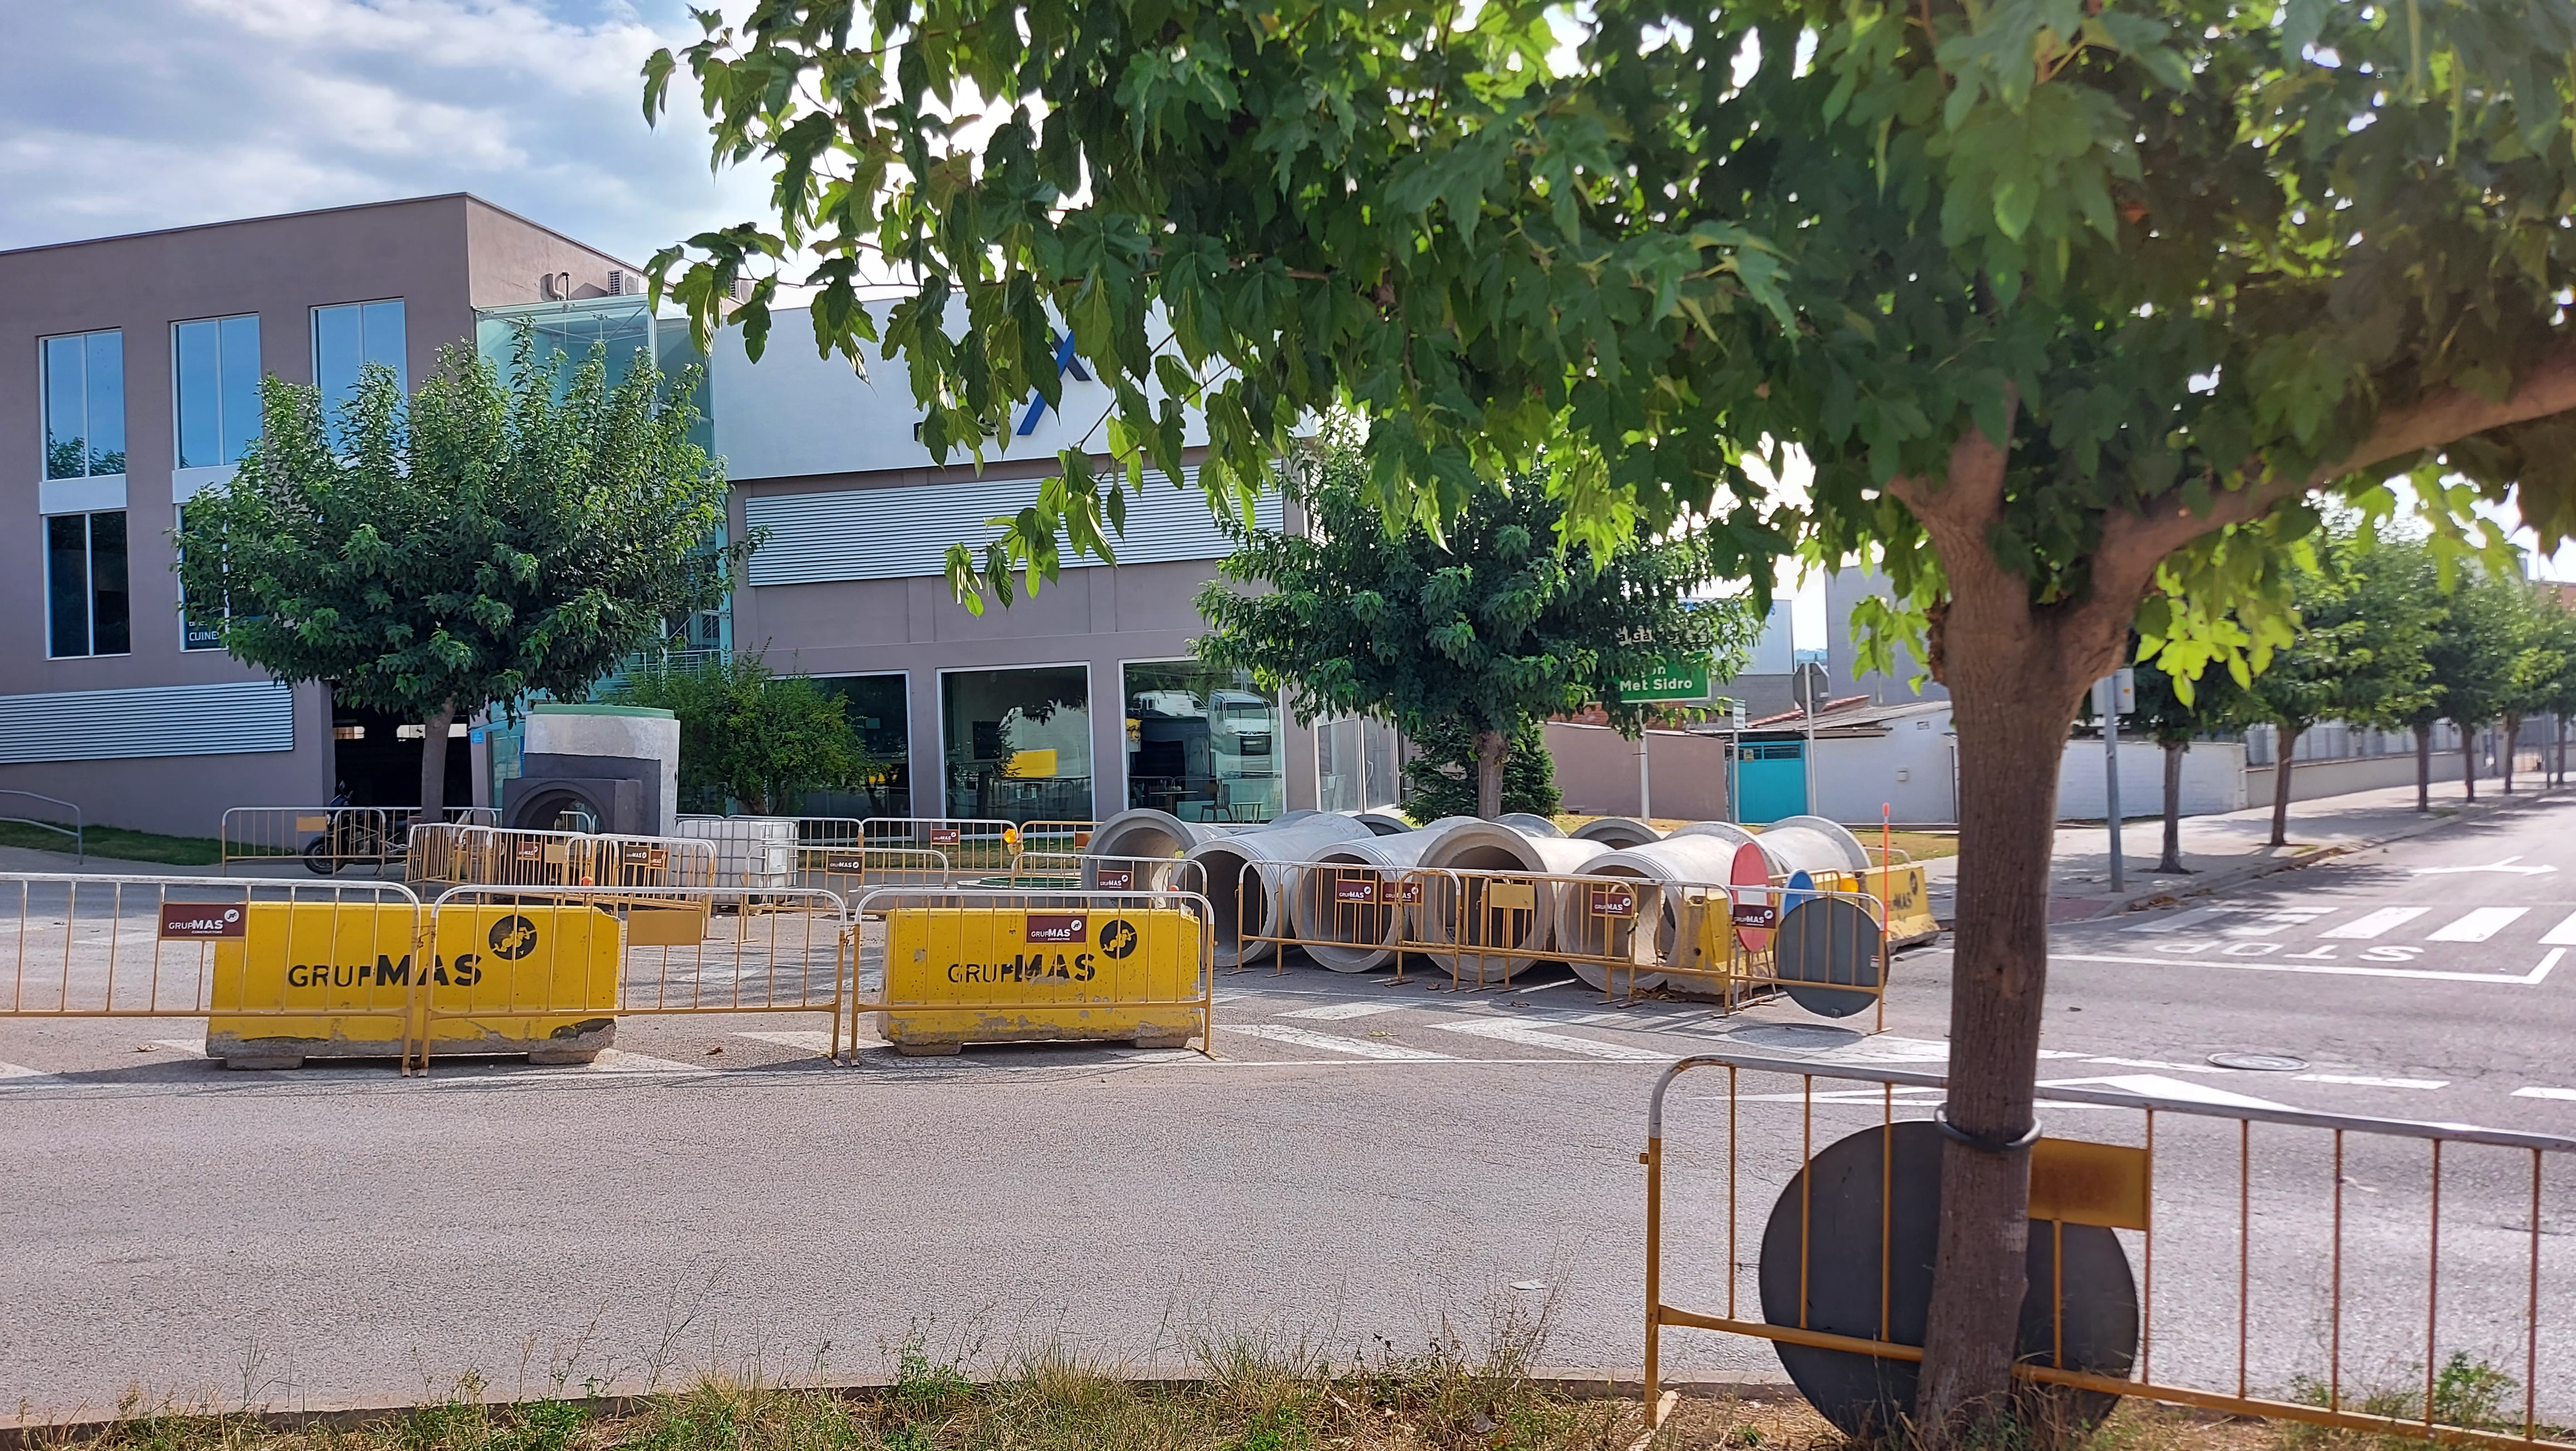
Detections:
802,674,913,818
943,666,1091,822
1124,661,1284,822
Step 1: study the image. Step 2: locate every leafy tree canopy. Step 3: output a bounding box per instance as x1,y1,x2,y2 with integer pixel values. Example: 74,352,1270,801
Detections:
1403,720,1561,821
608,653,878,815
1193,429,1760,816
177,334,747,814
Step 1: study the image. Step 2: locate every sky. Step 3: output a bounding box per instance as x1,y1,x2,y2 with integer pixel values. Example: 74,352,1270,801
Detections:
0,0,761,267
8,0,2571,596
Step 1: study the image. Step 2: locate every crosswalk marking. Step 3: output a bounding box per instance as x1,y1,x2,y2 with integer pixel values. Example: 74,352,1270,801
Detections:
1431,1019,1674,1062
1280,1001,1405,1021
2295,1073,2448,1089
2541,912,2576,946
1221,1024,1453,1060
2514,1086,2576,1101
2320,907,2429,940
2428,907,2529,943
2126,907,2231,933
2219,910,2330,937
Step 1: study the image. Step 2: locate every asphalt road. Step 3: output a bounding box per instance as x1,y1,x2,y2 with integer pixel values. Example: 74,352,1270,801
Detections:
6,798,2576,1422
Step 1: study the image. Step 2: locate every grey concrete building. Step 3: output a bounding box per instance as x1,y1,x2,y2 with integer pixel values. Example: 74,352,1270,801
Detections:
1,197,1398,838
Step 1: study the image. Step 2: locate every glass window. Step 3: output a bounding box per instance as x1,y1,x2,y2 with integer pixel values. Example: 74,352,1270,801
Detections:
941,665,1091,824
804,674,912,817
47,511,130,658
1124,661,1284,823
41,330,124,479
313,299,406,422
177,503,224,650
175,314,262,468
1317,716,1401,814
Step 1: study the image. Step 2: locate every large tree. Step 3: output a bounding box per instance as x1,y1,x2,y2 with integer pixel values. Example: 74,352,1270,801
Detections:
2233,531,2435,846
178,334,747,817
648,0,2576,1430
1194,435,1755,817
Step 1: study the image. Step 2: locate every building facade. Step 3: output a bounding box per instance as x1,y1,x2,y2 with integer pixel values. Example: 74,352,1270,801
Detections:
0,197,1401,839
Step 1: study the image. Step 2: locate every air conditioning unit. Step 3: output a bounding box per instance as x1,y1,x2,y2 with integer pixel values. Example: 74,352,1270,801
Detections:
607,269,631,296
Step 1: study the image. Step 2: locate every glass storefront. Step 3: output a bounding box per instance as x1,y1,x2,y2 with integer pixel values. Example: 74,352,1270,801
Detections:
803,674,913,818
943,666,1092,822
1124,661,1283,823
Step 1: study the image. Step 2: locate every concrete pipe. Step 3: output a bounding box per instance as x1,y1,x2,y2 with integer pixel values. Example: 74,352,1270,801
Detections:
1352,812,1416,837
1412,824,1610,978
1767,815,1872,873
1671,820,1759,851
1286,816,1480,972
1570,816,1662,849
1089,807,1231,862
1552,832,1744,992
1497,812,1567,837
1741,823,1867,880
1185,812,1375,967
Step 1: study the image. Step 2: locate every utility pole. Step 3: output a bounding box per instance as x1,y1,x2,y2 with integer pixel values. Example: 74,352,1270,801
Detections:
2094,668,2135,893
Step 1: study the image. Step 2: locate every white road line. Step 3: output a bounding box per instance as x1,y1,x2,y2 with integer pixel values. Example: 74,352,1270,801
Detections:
2084,1056,2221,1073
2320,907,2430,940
2125,907,2233,933
1431,1019,1675,1061
735,1030,837,1051
1280,1001,1406,1021
1220,1024,1453,1060
2428,907,2529,943
586,1050,710,1074
0,1061,58,1087
148,1039,207,1056
2220,911,2330,938
2515,1086,2576,1101
1505,977,1579,994
2295,1073,2449,1089
2057,948,2563,985
2542,912,2576,946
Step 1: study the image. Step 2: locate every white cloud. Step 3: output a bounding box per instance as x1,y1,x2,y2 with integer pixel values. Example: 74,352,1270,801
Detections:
0,0,769,267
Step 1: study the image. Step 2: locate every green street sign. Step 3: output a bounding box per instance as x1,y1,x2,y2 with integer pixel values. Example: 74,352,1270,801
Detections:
1614,656,1713,703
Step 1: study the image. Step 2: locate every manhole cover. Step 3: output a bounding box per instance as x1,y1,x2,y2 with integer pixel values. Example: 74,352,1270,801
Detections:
2209,1051,2309,1072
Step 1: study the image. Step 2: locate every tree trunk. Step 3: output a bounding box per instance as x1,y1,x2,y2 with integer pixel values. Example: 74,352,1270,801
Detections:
2557,713,2567,787
2460,720,2478,803
2504,715,2521,795
2155,740,2187,873
2416,725,2432,812
1473,728,1509,820
417,700,458,821
2268,725,2301,848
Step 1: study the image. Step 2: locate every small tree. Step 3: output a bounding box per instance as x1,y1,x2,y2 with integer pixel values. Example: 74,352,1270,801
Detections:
2423,574,2521,804
178,333,746,817
2528,605,2576,787
2237,532,2436,847
608,653,875,814
1196,434,1759,819
2496,585,2570,795
2126,645,2242,874
1401,720,1561,821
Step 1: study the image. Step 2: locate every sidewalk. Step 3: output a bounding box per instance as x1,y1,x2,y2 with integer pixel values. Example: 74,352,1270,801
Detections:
1922,777,2569,925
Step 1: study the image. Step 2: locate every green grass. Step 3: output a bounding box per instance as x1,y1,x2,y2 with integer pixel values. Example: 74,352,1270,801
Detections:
0,817,236,867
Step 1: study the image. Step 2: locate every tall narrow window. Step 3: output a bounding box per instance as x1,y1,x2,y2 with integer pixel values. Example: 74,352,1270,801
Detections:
175,314,262,468
177,503,226,650
312,299,406,424
47,511,130,658
41,330,125,479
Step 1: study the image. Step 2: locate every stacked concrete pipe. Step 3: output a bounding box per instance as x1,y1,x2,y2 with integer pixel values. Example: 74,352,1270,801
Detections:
1352,812,1414,837
1497,812,1567,838
1670,820,1758,851
1285,816,1481,972
1081,807,1237,890
1185,812,1376,967
1411,822,1611,978
1552,831,1742,993
1570,816,1662,849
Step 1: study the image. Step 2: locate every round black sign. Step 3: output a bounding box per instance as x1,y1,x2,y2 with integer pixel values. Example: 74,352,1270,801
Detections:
1097,918,1140,959
487,914,539,960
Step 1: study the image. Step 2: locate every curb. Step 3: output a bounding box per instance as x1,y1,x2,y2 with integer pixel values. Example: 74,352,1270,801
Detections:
1,1375,1801,1448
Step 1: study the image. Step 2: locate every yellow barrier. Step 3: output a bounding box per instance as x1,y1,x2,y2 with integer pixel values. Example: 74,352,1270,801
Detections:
1862,861,1940,946
853,888,1212,1055
207,901,619,1069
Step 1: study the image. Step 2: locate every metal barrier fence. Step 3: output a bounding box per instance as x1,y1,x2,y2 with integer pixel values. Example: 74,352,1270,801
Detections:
0,871,425,1030
222,805,499,876
413,884,851,1072
1004,852,1204,894
844,885,1213,1058
856,818,1095,880
794,845,953,904
1640,1050,2576,1449
405,825,720,892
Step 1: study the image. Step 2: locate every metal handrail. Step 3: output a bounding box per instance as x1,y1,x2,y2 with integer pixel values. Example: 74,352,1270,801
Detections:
0,791,82,861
